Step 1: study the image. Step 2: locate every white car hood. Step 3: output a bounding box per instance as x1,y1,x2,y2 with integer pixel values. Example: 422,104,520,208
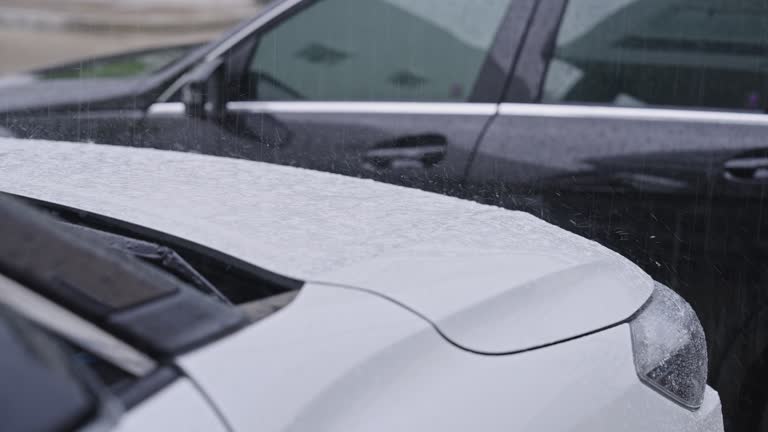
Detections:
0,139,653,353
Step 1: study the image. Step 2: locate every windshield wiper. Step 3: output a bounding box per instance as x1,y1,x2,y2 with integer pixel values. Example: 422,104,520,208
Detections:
62,223,232,305
6,193,304,306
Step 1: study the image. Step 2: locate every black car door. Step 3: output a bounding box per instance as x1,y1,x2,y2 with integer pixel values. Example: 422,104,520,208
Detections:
143,0,534,196
468,0,768,427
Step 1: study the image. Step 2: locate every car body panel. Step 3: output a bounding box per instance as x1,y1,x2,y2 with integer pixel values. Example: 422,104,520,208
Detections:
179,282,433,432
229,105,488,196
180,282,722,432
114,379,227,432
0,139,652,354
139,0,536,195
321,252,649,354
144,104,495,196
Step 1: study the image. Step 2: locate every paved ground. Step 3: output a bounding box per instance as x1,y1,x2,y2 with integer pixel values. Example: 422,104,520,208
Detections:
0,0,264,74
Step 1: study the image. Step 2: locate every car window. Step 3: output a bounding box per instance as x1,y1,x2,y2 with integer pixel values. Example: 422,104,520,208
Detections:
0,305,99,432
541,0,768,111
241,0,513,102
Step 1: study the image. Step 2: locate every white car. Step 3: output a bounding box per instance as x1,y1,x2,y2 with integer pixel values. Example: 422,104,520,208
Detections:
0,138,723,432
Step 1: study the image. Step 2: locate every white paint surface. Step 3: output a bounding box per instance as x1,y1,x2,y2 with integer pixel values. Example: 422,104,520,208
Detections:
181,283,722,432
0,139,653,353
0,139,722,431
114,379,226,432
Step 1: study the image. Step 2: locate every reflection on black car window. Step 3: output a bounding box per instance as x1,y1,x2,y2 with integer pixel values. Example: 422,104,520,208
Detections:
542,0,768,111
244,0,512,102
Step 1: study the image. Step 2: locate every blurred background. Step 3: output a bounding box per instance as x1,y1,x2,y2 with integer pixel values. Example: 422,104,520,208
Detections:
0,0,267,75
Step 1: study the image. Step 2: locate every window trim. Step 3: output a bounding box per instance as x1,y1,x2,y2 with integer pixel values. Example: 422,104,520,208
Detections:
498,102,768,127
147,100,499,117
0,273,156,377
226,101,498,115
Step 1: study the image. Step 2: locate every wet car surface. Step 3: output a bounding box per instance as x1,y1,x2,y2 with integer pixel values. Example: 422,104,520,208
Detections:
0,0,765,430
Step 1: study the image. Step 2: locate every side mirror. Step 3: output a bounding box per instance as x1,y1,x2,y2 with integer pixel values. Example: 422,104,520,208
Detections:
182,58,225,121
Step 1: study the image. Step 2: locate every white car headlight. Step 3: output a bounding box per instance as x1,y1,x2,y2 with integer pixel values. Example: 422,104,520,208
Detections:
630,283,708,409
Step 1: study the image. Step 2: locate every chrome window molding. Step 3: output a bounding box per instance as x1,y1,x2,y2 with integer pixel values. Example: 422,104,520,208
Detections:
499,103,768,127
147,102,186,117
151,100,768,126
226,101,498,116
0,273,156,376
149,101,497,117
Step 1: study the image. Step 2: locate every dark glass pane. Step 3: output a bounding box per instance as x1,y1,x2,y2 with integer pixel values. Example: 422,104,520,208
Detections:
543,0,768,111
244,0,512,102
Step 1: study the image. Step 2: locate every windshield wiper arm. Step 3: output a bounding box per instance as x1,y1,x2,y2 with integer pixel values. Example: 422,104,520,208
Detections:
62,223,232,305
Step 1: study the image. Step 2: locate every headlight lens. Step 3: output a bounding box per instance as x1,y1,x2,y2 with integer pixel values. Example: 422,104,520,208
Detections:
630,283,708,409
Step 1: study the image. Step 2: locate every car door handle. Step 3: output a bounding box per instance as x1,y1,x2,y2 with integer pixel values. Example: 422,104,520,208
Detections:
723,157,768,182
363,134,447,170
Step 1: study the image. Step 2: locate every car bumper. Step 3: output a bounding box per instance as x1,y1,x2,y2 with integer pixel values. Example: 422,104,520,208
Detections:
182,285,724,431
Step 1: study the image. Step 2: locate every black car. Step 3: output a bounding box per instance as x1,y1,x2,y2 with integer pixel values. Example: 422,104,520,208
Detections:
2,0,768,429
